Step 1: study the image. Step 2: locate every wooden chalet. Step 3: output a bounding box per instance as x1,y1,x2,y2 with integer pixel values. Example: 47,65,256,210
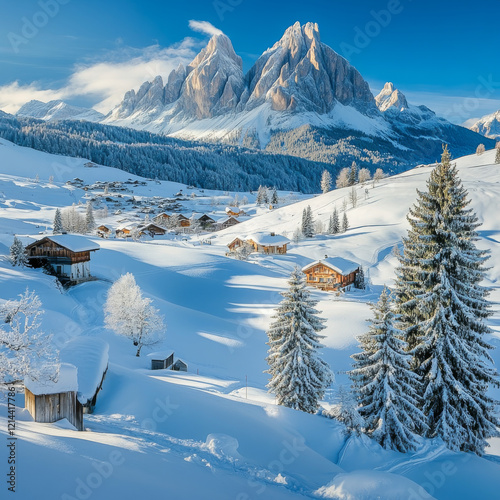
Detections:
153,213,170,226
216,216,241,230
60,338,109,414
227,237,246,252
97,225,111,238
148,351,174,370
197,214,216,228
25,363,84,431
302,256,360,291
228,232,290,255
178,214,191,227
225,207,244,217
25,235,100,285
139,223,166,237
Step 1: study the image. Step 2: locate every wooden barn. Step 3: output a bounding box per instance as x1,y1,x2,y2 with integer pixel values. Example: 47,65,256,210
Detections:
246,233,290,254
60,337,109,414
25,363,84,431
25,235,100,285
148,351,174,370
139,223,166,237
302,256,360,291
216,216,241,230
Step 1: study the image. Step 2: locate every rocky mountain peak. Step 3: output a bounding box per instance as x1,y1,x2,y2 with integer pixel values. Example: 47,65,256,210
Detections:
375,82,409,112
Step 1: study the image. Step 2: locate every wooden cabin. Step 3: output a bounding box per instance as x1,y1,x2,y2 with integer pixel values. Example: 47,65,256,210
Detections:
148,351,174,370
153,213,170,226
25,235,100,285
97,225,111,238
25,363,84,431
227,237,246,252
197,214,216,228
225,207,244,217
178,215,191,228
302,256,360,291
60,338,109,414
115,227,131,238
139,223,166,237
172,359,188,372
246,233,290,254
216,217,241,231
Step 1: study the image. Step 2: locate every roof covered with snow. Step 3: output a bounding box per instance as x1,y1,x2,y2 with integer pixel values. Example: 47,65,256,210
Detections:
28,234,100,253
246,233,290,246
302,257,359,276
25,363,78,395
60,337,109,404
147,350,174,360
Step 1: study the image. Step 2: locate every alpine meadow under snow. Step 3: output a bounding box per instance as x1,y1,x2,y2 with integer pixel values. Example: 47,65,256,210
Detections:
0,135,499,499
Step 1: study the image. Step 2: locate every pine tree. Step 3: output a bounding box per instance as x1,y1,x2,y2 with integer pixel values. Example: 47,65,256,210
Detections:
53,208,63,234
266,267,333,413
341,212,349,233
348,162,358,186
302,205,314,238
495,144,500,164
256,185,269,205
354,266,365,289
10,237,28,267
328,207,339,234
393,145,499,455
321,170,332,194
85,201,96,233
271,188,279,205
350,287,426,452
323,385,364,436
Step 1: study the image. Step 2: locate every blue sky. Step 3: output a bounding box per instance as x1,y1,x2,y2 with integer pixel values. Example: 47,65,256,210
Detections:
0,0,499,123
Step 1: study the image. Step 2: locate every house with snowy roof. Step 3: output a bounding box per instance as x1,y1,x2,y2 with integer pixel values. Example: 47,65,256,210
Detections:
25,363,84,431
25,234,100,285
302,256,360,291
228,232,290,255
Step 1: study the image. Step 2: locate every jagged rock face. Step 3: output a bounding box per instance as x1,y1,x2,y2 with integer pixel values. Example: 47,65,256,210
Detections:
243,22,375,113
178,34,244,119
375,82,409,112
469,110,500,139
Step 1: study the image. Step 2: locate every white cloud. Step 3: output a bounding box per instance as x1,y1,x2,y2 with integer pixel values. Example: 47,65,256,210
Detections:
188,20,224,37
0,37,201,114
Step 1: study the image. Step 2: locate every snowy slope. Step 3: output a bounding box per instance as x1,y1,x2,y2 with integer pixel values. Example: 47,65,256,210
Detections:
16,100,104,122
0,140,499,499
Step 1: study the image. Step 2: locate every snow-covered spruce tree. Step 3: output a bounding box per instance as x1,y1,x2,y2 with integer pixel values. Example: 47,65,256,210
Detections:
10,237,28,267
496,144,500,164
256,185,269,205
266,267,333,413
393,145,499,454
271,187,279,205
302,205,314,238
350,287,426,452
323,385,364,436
330,207,340,234
354,266,365,290
349,161,358,186
85,201,96,233
0,289,58,384
53,208,63,234
349,187,358,208
341,212,349,233
104,273,165,356
321,170,332,194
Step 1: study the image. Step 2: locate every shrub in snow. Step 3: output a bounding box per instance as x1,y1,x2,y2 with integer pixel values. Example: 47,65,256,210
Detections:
104,273,165,356
0,289,58,384
324,385,364,436
476,143,485,155
350,287,426,452
266,266,333,413
394,145,500,455
10,237,28,267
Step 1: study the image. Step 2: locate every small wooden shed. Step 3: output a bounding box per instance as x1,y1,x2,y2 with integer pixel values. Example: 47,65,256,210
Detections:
24,363,83,431
172,359,188,372
148,351,174,370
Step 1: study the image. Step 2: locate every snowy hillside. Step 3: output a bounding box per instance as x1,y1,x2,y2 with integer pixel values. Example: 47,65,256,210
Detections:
0,139,499,499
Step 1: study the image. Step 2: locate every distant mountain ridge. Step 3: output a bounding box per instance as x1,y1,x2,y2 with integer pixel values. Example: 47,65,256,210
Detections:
17,100,105,122
466,110,500,139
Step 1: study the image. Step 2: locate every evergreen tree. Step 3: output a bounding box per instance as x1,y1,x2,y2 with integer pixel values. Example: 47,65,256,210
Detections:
341,212,349,233
323,385,364,436
256,185,269,205
354,266,365,290
266,267,333,413
328,207,340,234
10,237,28,267
53,208,63,234
320,170,332,194
350,287,426,452
271,188,279,205
85,201,96,233
495,144,500,164
348,161,358,186
394,145,499,454
302,205,314,238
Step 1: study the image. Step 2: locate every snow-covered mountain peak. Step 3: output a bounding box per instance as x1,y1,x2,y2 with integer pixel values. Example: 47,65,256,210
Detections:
189,33,242,72
375,82,409,112
467,109,500,139
16,99,104,122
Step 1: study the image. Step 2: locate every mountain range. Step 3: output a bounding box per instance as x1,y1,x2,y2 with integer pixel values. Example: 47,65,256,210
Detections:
467,110,500,140
14,22,495,171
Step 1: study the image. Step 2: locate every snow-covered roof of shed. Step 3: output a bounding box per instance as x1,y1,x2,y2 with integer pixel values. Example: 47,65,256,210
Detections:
147,350,174,360
302,257,359,276
25,363,78,395
225,207,242,212
60,337,109,405
246,233,291,246
29,234,100,253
